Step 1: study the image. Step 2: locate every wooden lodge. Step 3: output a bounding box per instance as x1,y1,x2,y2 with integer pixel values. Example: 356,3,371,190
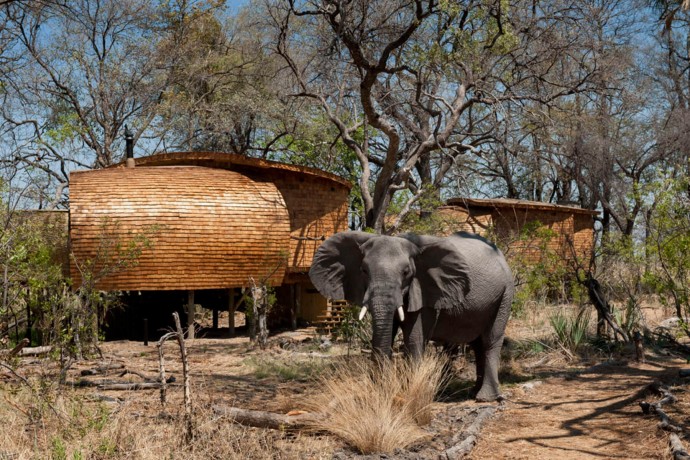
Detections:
68,152,351,338
437,198,598,269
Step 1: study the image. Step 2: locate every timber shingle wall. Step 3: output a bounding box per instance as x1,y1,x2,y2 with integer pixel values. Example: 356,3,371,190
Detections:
69,153,352,292
70,166,291,291
437,199,597,267
268,174,350,272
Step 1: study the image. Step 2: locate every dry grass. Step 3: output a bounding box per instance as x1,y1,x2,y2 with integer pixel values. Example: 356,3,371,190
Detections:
0,376,335,459
304,351,448,454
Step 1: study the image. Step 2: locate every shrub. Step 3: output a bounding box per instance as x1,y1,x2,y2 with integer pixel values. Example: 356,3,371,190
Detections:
333,305,372,352
549,308,591,356
305,351,447,454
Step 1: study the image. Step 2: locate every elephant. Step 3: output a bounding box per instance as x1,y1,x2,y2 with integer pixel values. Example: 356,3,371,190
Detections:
308,231,514,401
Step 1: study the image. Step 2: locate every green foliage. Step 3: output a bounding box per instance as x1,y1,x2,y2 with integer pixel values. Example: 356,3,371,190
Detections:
51,436,68,460
611,298,644,338
244,355,327,381
61,218,160,358
501,221,571,316
390,185,448,235
549,308,591,355
0,207,66,347
643,176,690,330
334,305,372,352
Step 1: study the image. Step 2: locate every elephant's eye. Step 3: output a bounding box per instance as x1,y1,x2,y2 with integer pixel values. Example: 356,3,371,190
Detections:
403,267,410,277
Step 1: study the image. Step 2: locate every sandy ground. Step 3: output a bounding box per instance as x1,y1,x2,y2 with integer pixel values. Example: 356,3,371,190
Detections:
472,358,687,459
4,303,689,459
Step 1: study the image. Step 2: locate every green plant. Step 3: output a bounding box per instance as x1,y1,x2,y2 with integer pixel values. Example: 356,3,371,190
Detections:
549,308,591,356
0,206,66,348
62,218,159,358
642,175,690,337
244,356,327,382
503,223,571,316
51,437,67,460
334,305,372,352
611,298,644,338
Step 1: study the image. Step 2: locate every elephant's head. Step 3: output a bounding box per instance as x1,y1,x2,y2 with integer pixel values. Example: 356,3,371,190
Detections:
309,232,470,358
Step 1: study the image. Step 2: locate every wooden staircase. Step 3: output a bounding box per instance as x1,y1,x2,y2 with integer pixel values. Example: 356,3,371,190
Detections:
316,300,349,335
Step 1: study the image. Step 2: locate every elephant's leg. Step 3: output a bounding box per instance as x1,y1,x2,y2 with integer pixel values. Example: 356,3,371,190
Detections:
475,294,511,402
469,338,485,396
474,335,504,402
401,309,436,361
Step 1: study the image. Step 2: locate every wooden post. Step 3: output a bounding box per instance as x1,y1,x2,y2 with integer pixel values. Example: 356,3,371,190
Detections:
143,318,148,346
634,330,645,363
290,284,297,331
294,284,301,329
227,288,236,337
212,309,218,330
186,290,195,340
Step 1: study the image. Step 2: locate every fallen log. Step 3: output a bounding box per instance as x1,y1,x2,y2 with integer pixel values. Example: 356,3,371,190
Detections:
97,382,166,391
670,434,690,460
639,381,683,433
118,369,163,383
18,346,51,356
212,405,318,430
80,363,125,376
443,405,498,460
89,394,123,404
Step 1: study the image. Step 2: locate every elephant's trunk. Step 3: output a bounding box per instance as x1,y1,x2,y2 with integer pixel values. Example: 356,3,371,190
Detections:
370,306,395,359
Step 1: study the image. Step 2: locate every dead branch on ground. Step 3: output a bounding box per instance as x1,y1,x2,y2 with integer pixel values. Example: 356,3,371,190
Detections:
80,363,125,376
211,405,318,430
118,368,162,382
442,406,498,460
10,345,51,356
670,434,690,460
97,382,168,391
639,381,683,433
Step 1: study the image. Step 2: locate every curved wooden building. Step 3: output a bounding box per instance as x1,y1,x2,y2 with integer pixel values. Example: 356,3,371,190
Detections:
70,152,351,291
69,152,351,335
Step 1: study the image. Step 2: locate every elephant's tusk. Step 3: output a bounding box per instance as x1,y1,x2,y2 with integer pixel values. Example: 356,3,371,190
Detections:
358,306,368,321
397,306,405,322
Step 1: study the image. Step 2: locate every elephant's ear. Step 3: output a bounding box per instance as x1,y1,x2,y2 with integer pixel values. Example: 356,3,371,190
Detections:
412,239,471,311
309,231,376,305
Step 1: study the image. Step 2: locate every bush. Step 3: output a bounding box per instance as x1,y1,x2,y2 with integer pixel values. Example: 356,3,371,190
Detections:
305,351,447,454
549,308,591,356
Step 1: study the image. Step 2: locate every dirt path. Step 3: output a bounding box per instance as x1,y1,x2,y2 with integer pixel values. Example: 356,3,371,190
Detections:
472,358,689,459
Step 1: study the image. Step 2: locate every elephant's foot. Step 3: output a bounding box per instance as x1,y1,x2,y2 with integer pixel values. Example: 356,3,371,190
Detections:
475,386,501,402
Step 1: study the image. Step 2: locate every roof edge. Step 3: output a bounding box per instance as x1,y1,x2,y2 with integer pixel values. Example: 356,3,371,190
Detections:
445,197,599,216
109,151,352,189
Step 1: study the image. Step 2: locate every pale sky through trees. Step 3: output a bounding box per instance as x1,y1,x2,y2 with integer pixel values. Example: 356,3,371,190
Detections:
0,0,687,239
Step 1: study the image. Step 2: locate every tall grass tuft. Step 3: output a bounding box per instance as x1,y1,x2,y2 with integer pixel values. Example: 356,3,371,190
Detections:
550,308,591,356
305,351,447,454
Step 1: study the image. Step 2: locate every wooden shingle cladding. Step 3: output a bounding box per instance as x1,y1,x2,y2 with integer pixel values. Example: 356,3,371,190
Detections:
69,166,291,291
69,152,351,292
113,152,351,275
438,198,598,266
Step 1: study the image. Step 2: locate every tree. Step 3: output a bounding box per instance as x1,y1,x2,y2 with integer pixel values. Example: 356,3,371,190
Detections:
0,0,227,207
267,0,600,233
155,3,296,154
